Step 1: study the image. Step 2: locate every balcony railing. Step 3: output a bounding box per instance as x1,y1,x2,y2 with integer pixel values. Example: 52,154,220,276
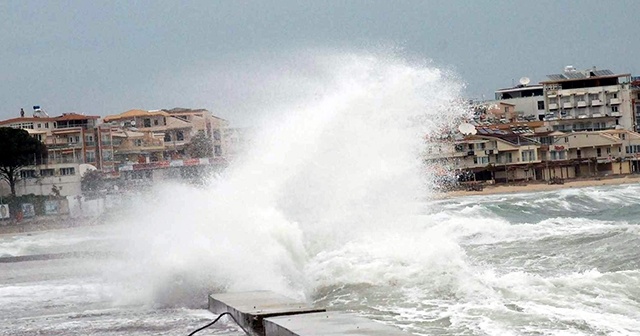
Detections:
563,102,574,109
609,98,621,105
40,157,83,164
591,99,603,106
548,103,559,110
576,101,587,108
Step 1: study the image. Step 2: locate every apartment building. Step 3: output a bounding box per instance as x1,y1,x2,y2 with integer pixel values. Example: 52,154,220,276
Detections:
427,127,543,183
0,109,102,196
103,108,229,161
542,66,634,132
494,82,546,121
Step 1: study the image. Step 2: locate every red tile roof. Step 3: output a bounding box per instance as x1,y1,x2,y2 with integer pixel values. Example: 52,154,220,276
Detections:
55,113,100,121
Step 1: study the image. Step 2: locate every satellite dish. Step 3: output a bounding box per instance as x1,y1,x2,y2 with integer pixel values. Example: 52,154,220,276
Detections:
519,77,531,86
130,120,136,126
458,123,477,135
120,122,125,127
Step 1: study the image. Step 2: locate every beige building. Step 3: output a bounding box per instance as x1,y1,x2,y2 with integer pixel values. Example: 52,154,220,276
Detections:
103,108,229,162
542,66,634,132
0,109,106,197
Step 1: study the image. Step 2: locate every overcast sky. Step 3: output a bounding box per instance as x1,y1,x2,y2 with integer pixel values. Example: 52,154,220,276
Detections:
2,0,638,126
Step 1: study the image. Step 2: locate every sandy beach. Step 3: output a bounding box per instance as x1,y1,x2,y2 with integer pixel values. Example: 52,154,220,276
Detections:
438,174,640,199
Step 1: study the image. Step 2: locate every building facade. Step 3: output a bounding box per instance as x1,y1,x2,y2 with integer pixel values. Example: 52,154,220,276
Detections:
541,67,634,132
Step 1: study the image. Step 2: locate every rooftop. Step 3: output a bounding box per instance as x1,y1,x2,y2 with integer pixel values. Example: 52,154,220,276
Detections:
103,109,170,122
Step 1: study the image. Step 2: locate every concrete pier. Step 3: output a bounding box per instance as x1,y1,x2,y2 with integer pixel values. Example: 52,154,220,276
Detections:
208,291,325,335
207,291,411,336
264,311,408,336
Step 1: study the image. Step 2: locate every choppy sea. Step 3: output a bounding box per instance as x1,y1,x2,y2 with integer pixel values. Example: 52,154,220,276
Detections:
2,183,639,336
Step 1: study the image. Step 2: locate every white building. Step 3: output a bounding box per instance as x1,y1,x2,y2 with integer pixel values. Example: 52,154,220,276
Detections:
541,66,634,132
0,163,82,197
494,82,546,121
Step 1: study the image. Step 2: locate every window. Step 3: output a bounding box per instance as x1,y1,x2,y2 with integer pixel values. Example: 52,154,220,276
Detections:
613,93,618,99
164,133,171,142
154,119,159,126
597,148,602,157
60,167,75,176
176,131,184,141
144,118,151,127
134,139,143,147
214,145,222,156
622,134,626,140
550,151,566,160
40,169,54,177
86,151,96,162
45,122,49,128
478,143,486,150
20,170,36,178
37,123,41,129
213,130,221,140
505,152,513,163
607,148,611,154
564,137,569,143
612,106,619,112
521,150,535,162
102,150,112,161
537,101,545,110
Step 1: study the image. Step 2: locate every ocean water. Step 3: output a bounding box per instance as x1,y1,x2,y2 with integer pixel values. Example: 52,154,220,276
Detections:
2,53,639,335
2,184,640,335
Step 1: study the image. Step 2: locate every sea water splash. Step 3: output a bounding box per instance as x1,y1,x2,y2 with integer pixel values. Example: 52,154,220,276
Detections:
107,52,470,307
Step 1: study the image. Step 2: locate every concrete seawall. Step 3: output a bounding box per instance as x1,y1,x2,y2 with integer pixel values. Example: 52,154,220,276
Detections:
208,291,412,336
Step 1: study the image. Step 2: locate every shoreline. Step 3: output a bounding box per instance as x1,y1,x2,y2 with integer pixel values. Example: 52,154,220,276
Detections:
0,216,100,236
436,175,640,199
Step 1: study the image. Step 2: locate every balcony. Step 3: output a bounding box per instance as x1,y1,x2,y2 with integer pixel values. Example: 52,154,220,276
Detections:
611,112,621,117
577,114,588,119
563,102,574,109
610,98,621,105
85,141,96,147
46,141,84,149
549,103,559,110
591,99,603,106
576,101,587,108
41,157,83,164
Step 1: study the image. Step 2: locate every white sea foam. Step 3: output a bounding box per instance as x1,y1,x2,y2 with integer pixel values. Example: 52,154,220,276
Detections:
101,51,469,307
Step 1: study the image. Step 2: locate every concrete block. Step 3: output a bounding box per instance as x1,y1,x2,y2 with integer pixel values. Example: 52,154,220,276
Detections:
208,290,325,335
264,311,409,336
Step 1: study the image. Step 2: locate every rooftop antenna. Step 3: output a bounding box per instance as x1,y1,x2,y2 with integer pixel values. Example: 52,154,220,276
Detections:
519,77,531,86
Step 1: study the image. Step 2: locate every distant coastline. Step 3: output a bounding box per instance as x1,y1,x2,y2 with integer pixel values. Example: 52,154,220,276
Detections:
436,175,640,199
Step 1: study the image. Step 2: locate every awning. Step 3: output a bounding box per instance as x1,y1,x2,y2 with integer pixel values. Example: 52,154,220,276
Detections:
52,129,81,135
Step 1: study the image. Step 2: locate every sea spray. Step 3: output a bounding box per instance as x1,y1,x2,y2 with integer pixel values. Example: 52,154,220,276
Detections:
105,51,470,307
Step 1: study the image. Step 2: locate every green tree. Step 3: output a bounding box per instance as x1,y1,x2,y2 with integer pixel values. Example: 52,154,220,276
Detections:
186,131,213,158
81,169,104,196
0,127,48,196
